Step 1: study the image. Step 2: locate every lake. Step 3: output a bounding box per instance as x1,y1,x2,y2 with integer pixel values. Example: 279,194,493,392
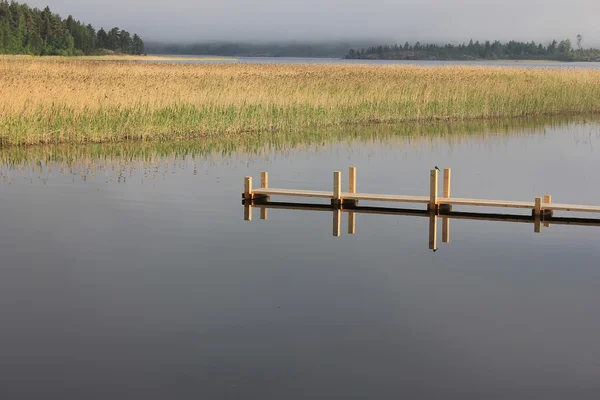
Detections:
151,55,600,69
1,117,600,399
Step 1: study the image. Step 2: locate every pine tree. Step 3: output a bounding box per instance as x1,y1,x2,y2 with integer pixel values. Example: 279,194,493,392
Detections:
0,1,144,55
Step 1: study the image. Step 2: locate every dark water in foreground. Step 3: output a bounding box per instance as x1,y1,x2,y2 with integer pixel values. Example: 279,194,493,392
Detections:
1,119,600,399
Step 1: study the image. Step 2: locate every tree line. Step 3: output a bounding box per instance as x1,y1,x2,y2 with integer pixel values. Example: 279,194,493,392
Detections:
0,0,144,56
346,38,600,62
145,41,366,58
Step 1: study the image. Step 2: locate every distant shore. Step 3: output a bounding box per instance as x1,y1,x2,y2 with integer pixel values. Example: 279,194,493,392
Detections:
346,55,600,63
0,54,237,62
345,39,600,62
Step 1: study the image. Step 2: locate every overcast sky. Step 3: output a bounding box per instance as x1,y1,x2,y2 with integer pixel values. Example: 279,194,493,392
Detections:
26,0,600,45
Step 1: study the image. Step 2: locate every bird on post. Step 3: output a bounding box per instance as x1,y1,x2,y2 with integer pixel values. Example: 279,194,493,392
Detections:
434,166,440,171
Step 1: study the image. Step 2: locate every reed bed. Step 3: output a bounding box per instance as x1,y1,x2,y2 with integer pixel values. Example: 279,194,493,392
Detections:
1,57,600,147
0,116,585,169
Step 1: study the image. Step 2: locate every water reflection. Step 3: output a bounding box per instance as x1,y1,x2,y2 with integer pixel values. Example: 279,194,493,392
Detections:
1,115,594,177
244,200,600,250
2,116,600,399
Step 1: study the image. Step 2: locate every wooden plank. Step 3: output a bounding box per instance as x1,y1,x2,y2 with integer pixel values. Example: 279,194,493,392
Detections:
244,176,253,200
430,169,438,211
252,188,430,203
251,183,599,214
439,197,534,209
343,192,430,203
244,204,252,221
253,188,333,198
546,203,600,213
252,189,600,214
443,168,451,198
261,171,269,189
260,207,268,220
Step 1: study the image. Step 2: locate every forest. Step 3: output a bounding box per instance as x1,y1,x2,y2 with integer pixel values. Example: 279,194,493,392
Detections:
145,41,374,58
0,0,144,56
346,38,600,62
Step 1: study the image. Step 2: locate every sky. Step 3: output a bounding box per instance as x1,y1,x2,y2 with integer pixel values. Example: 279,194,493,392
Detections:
26,0,600,46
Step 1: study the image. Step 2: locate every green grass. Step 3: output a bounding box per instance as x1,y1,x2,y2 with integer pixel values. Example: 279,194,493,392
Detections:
0,116,590,167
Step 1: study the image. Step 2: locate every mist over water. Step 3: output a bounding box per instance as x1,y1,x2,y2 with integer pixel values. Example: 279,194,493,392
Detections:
25,0,600,46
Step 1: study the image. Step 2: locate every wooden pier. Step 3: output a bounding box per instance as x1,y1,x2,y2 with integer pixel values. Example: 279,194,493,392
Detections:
243,167,600,218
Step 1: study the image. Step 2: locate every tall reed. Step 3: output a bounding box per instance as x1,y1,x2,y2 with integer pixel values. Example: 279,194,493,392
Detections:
1,57,600,147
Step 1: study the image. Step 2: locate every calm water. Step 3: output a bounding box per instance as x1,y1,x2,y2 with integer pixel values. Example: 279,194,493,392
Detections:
151,55,600,69
1,119,600,399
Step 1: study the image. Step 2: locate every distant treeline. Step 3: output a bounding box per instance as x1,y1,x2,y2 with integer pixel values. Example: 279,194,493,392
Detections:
346,38,600,62
146,41,371,58
0,0,144,56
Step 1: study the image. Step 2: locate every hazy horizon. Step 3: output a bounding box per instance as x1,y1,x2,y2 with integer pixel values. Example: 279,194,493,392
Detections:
25,0,600,47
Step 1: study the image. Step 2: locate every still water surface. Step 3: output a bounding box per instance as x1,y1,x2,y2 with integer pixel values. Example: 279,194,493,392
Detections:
1,119,600,399
152,55,600,69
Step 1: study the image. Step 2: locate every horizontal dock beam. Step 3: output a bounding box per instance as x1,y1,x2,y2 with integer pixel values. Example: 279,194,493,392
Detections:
251,188,431,203
243,168,600,217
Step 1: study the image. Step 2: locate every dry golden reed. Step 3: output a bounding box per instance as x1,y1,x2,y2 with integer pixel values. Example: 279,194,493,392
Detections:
1,57,600,146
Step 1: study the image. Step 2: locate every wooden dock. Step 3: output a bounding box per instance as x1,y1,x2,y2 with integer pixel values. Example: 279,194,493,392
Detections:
243,167,600,217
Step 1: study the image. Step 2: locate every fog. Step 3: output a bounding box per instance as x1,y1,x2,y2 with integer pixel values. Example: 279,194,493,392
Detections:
26,0,600,46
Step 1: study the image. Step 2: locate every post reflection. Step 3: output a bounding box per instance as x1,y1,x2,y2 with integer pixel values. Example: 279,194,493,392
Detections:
243,200,600,251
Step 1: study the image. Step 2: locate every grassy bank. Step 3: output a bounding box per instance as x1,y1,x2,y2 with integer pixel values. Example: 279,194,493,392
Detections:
1,57,600,147
0,116,588,168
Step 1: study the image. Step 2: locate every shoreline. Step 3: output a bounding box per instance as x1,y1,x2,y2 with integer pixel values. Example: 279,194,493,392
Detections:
1,115,595,156
2,112,599,150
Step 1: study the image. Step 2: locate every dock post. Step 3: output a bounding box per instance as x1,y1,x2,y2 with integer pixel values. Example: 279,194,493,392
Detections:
534,216,542,233
442,217,450,243
429,214,438,251
543,194,553,224
244,203,252,221
333,209,341,237
343,166,358,207
346,166,357,231
533,197,543,218
439,168,452,213
244,176,253,201
349,166,356,194
254,171,270,204
260,206,268,220
428,169,439,213
348,211,356,234
332,171,342,207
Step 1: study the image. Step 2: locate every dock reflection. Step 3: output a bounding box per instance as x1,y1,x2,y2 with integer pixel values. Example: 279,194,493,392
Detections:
243,200,600,251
